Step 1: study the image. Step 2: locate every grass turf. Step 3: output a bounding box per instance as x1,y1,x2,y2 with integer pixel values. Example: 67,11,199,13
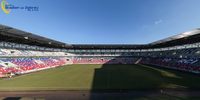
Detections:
0,64,200,91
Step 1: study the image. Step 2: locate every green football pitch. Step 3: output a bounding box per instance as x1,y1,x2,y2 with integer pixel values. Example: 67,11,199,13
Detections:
0,64,200,91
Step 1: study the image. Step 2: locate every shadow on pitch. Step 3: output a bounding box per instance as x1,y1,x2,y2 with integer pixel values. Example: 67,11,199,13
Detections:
89,56,198,100
3,97,21,100
89,56,158,100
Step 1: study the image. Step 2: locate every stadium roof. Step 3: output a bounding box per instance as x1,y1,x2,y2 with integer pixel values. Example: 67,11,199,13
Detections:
150,29,200,45
148,29,200,48
0,24,70,48
69,29,200,49
0,24,200,49
68,44,146,49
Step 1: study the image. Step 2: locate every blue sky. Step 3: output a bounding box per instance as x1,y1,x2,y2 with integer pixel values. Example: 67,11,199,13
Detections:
0,0,200,44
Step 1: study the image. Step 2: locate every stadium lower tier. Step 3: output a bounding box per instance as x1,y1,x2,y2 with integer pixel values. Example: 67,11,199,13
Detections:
1,56,200,78
140,57,200,73
71,56,200,73
0,57,70,77
72,56,138,64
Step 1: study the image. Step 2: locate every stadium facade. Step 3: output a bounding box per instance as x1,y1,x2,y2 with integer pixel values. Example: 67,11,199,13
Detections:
0,24,200,77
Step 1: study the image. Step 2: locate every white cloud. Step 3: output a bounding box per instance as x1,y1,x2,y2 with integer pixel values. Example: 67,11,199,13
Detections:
154,19,163,25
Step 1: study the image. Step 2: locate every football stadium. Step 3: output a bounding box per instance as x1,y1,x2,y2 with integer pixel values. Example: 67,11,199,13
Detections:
2,0,200,100
1,24,200,100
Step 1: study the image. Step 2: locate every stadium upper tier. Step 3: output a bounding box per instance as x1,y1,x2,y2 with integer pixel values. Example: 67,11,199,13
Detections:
1,24,200,49
0,48,67,57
